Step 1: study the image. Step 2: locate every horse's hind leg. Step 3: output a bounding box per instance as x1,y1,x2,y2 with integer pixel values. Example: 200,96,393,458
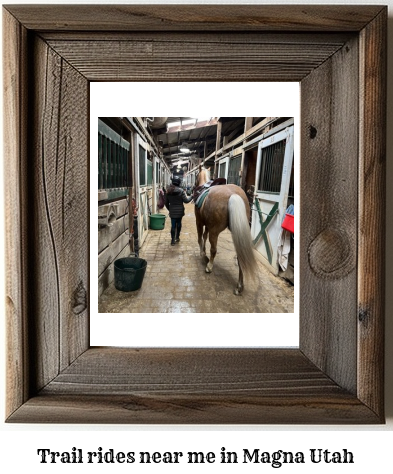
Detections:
206,232,218,273
234,261,244,295
203,227,208,256
196,220,206,258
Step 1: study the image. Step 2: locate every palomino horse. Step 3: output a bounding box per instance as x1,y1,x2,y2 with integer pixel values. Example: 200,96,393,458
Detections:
194,167,258,295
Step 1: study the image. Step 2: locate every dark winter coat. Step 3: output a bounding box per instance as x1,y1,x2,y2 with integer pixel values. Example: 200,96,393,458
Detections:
165,185,192,218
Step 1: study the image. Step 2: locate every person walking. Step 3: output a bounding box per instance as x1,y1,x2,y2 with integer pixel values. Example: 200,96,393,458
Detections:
165,176,193,245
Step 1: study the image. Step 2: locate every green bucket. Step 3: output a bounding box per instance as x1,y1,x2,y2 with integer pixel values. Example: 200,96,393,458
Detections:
149,214,166,230
114,257,147,292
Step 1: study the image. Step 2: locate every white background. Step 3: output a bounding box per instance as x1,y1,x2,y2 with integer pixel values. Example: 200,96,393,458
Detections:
90,82,300,348
1,0,392,473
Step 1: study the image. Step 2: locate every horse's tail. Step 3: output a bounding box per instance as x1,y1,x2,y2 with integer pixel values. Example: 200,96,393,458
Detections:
228,194,258,279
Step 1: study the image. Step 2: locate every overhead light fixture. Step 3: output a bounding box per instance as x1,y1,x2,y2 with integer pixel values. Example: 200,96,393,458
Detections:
179,142,189,153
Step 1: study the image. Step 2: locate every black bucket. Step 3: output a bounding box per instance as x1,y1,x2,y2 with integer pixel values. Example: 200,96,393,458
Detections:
114,257,147,292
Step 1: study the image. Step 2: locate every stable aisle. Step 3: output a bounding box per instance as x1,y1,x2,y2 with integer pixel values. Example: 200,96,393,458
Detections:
98,203,294,313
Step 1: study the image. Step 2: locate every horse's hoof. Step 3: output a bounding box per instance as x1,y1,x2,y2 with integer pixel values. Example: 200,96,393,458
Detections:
205,263,213,273
234,288,243,296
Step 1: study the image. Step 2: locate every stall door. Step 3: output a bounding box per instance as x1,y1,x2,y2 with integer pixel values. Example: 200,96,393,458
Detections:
218,156,229,180
251,126,294,273
98,119,131,199
227,155,242,185
135,135,151,247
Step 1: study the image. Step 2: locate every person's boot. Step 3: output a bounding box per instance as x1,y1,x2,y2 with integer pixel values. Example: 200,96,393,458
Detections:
171,230,175,246
175,231,180,243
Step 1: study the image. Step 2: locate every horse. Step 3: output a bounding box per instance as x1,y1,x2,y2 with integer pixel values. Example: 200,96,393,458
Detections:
194,166,258,295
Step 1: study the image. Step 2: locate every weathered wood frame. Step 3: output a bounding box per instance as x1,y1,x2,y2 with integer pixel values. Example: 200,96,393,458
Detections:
3,5,386,424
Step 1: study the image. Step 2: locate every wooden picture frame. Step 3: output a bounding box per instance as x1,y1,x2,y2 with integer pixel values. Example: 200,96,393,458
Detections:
4,5,386,424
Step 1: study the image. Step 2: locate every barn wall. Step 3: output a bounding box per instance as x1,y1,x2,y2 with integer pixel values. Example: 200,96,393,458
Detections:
98,198,130,297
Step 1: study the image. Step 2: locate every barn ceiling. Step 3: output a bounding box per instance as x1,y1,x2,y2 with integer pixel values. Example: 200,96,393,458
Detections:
147,117,253,170
101,116,266,173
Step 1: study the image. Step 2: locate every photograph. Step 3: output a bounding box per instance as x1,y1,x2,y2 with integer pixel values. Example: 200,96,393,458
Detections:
97,117,295,314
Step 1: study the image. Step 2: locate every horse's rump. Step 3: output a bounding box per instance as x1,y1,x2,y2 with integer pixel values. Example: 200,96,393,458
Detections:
199,184,249,227
197,184,257,279
194,168,258,292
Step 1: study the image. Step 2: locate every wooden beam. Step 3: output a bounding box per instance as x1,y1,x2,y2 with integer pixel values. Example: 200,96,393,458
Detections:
5,5,384,32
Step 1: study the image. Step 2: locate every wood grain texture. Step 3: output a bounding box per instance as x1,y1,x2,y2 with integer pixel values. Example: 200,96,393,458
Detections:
300,36,359,394
358,9,386,417
46,36,348,82
3,5,384,31
9,391,378,425
98,232,129,277
7,348,379,424
41,31,354,44
3,5,386,424
3,9,30,417
98,215,128,254
28,35,89,390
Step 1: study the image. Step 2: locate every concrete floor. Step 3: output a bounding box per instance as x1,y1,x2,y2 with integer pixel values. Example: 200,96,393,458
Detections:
99,203,294,313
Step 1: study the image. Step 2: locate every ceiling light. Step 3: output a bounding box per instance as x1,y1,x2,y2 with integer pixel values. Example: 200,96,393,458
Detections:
180,142,190,153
